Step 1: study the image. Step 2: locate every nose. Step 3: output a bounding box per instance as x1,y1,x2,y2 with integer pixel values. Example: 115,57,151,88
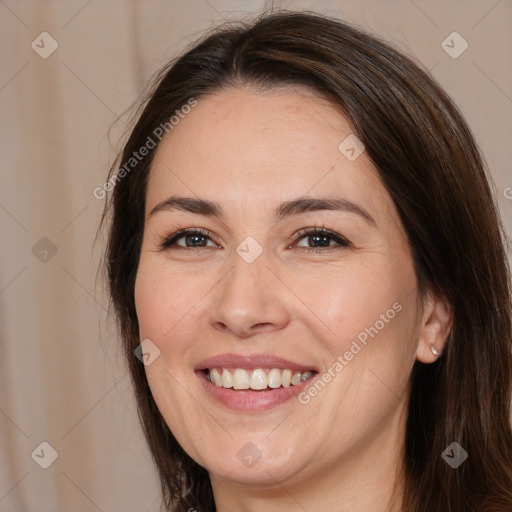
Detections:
208,253,291,339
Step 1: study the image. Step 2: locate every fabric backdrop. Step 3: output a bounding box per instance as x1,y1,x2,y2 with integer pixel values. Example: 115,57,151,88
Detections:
1,1,511,510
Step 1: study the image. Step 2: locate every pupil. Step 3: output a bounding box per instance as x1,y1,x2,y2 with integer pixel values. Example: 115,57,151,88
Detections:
310,234,330,247
187,235,206,247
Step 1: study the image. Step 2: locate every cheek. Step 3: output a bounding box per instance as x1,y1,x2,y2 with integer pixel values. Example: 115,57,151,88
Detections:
134,267,171,342
134,265,209,455
291,255,418,403
294,266,417,441
134,263,209,346
290,260,406,342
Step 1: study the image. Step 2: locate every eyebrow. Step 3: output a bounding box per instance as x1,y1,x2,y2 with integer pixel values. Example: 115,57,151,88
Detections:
149,195,376,226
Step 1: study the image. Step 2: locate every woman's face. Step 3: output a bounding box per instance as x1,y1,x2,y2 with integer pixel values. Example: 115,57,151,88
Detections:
134,86,427,487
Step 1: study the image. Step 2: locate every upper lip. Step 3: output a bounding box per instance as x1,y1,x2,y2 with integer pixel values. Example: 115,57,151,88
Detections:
195,353,318,372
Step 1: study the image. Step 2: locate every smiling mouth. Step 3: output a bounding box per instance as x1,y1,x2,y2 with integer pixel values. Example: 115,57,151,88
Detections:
203,367,317,391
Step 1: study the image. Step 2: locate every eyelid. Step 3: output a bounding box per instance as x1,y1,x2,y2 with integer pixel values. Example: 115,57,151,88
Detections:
290,226,350,249
159,227,219,249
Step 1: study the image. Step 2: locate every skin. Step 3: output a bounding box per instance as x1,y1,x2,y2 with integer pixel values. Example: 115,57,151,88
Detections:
134,85,452,512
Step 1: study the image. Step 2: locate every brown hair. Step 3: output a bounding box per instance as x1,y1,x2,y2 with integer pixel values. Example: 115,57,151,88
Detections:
99,11,512,511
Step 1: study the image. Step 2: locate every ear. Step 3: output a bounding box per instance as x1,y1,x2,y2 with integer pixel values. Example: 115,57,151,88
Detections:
415,287,453,363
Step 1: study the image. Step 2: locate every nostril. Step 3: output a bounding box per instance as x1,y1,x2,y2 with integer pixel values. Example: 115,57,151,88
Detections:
253,323,271,329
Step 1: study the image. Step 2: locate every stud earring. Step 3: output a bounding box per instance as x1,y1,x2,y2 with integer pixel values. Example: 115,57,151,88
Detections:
431,346,440,357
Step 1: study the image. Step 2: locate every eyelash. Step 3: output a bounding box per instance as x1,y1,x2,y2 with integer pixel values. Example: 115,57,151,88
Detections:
158,226,350,253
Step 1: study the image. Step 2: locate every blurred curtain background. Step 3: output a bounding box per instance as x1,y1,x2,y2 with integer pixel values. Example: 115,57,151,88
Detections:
0,0,510,510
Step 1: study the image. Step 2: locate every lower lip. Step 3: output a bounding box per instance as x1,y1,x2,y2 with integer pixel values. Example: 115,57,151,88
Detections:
196,371,317,411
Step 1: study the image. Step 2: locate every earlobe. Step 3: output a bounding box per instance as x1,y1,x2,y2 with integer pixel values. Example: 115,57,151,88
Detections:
415,288,452,363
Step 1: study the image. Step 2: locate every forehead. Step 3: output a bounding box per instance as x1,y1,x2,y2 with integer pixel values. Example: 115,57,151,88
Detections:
153,85,352,164
145,86,395,225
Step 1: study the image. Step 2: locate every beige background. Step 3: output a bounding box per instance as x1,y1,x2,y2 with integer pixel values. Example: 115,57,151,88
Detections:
0,1,511,511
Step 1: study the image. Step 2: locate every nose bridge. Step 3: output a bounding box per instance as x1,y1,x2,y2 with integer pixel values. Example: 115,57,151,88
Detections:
220,246,269,311
208,245,290,337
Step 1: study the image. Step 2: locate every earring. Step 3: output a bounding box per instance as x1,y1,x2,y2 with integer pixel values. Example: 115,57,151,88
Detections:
431,346,440,357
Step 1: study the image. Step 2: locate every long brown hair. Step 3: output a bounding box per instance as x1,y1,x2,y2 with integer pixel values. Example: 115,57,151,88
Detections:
99,11,512,511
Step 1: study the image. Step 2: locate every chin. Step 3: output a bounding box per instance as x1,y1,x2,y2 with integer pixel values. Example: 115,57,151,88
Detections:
196,436,309,486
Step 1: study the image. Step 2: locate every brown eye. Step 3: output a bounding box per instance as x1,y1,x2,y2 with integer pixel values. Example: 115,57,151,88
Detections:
294,228,350,250
160,229,218,249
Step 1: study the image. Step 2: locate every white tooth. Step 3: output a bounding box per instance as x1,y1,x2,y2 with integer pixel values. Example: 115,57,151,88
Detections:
221,368,233,388
291,372,302,386
301,371,314,382
281,369,292,387
267,368,282,388
211,368,222,387
250,369,267,390
233,369,250,389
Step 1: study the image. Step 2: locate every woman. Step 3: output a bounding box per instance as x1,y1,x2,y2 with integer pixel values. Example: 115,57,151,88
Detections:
99,11,512,512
